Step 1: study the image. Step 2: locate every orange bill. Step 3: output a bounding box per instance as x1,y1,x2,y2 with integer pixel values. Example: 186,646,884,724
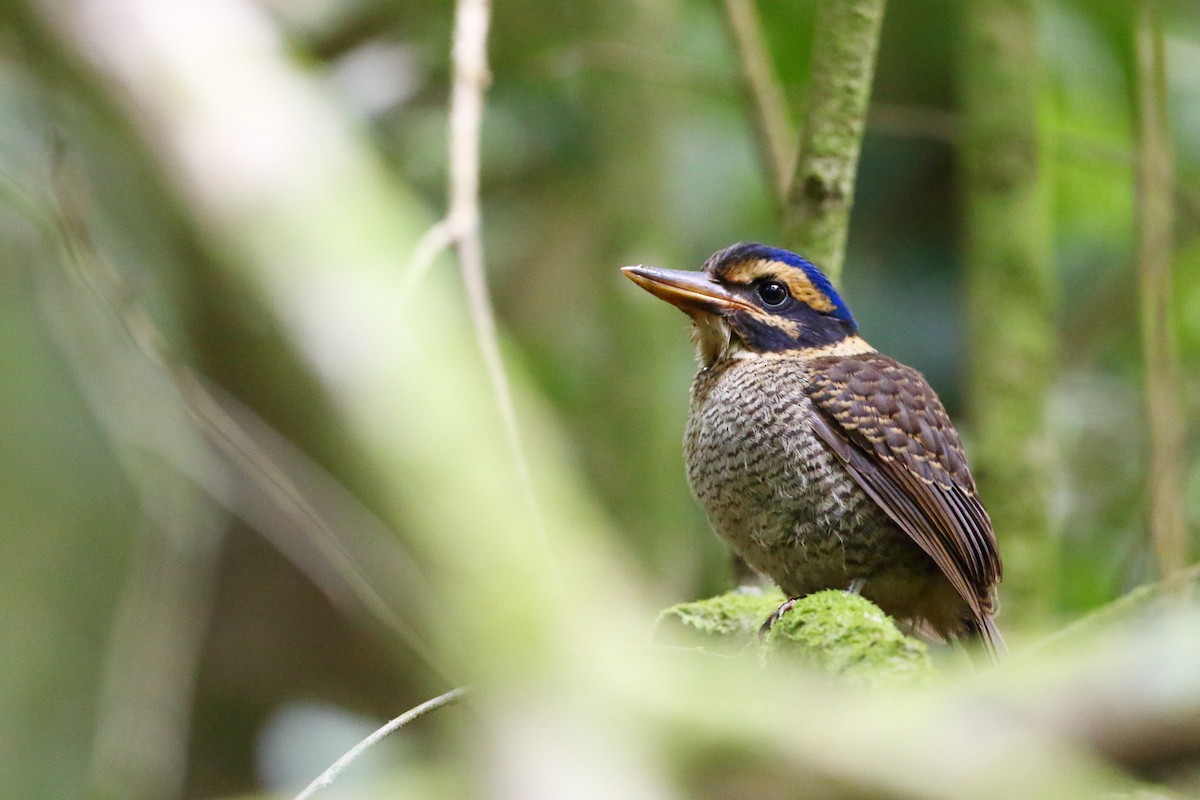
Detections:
621,266,756,317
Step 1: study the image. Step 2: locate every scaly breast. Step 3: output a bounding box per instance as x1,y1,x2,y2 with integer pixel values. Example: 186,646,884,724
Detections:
683,356,887,595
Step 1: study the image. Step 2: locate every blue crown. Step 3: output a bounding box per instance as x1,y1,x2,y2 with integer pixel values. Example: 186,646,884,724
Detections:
710,242,856,325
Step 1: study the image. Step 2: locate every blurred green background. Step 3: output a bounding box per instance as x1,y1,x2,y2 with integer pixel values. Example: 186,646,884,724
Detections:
0,0,1197,797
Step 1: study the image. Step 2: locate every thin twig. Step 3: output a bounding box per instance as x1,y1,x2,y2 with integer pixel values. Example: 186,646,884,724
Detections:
407,0,553,577
400,217,455,298
783,0,887,283
721,0,795,200
1134,0,1188,583
293,687,469,800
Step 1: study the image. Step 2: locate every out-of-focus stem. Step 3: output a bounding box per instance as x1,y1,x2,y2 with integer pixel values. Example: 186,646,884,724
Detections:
721,0,796,201
1134,0,1188,584
959,0,1057,624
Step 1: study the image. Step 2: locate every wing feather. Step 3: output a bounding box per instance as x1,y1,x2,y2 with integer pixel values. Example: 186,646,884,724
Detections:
805,353,1003,656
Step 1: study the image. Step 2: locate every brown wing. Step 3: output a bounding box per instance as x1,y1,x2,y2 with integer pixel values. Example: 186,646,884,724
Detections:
804,352,1003,655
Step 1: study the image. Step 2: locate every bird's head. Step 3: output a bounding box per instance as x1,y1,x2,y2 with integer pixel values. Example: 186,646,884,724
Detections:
623,242,861,367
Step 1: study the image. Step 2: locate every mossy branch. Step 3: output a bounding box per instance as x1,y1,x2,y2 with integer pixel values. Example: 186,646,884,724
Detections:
657,589,936,689
721,0,885,283
782,0,887,284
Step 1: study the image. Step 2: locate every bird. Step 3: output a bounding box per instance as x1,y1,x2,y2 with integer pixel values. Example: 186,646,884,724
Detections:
622,242,1004,657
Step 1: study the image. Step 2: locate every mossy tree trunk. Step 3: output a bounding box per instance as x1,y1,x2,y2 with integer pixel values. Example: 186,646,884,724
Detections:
959,0,1057,625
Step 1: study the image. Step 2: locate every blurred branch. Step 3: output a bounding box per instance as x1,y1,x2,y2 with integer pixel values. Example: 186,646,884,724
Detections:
85,494,222,800
15,0,603,691
1133,0,1188,583
959,0,1057,625
782,0,887,283
30,154,228,800
1015,614,1200,774
404,0,552,577
44,153,446,676
721,0,795,200
294,686,468,800
624,641,1136,799
1034,562,1200,654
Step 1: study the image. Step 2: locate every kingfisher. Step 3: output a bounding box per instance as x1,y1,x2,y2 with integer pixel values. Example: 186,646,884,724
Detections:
623,242,1003,657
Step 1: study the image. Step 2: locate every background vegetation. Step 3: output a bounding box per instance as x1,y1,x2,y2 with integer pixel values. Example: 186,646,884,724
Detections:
1,0,1197,797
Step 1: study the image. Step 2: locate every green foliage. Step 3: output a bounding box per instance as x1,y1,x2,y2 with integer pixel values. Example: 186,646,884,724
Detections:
0,0,1197,797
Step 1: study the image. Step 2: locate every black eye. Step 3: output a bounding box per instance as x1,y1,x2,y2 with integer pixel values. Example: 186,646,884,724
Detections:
757,281,789,307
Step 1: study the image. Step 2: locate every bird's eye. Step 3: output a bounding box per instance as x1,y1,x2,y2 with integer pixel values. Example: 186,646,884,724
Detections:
757,281,789,307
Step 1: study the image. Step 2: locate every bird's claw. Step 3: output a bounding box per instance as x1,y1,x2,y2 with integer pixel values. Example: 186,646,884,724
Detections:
758,597,800,639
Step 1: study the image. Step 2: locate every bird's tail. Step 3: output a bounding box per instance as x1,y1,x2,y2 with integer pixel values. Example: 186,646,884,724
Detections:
976,615,1007,662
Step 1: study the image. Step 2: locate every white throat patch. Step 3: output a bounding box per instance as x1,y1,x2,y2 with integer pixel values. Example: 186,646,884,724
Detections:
691,314,758,367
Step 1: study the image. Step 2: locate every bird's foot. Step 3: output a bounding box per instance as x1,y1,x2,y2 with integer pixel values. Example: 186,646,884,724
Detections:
846,578,866,595
758,597,800,639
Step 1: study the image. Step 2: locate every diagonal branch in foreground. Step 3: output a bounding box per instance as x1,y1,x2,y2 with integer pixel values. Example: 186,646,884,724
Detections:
47,152,446,675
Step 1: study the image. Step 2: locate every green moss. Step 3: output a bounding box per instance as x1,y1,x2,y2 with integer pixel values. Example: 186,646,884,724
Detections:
657,589,787,643
656,589,936,688
762,591,936,689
